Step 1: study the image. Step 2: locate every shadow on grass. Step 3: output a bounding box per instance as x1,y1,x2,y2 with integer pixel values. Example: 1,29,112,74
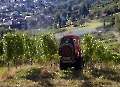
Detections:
25,67,43,81
20,67,54,87
81,81,94,87
91,67,120,82
60,68,94,87
60,69,81,80
38,79,54,87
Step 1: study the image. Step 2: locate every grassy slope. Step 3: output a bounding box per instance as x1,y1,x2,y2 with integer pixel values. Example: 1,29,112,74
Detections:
82,20,103,29
0,67,7,75
0,62,120,87
62,20,103,31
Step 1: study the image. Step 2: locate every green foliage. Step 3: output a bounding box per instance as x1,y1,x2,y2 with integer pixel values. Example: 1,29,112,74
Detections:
1,31,59,63
81,4,89,16
82,34,120,65
0,28,15,40
23,34,37,61
0,41,3,56
41,32,58,62
82,34,96,62
70,14,76,22
2,33,25,70
102,3,120,14
53,23,58,29
55,13,61,28
104,16,115,26
3,33,24,62
32,0,120,29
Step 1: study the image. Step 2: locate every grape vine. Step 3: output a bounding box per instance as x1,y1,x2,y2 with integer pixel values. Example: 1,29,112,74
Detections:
81,34,120,65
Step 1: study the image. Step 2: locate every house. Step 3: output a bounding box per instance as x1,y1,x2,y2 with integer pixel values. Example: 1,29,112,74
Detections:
0,13,9,19
11,14,24,20
10,18,27,29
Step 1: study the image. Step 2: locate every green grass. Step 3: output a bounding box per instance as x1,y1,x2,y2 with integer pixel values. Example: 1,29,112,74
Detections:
101,36,120,53
0,67,7,75
0,63,120,87
82,20,103,29
59,19,103,31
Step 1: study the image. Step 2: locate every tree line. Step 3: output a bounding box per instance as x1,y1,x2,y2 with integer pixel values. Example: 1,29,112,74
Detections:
37,0,120,29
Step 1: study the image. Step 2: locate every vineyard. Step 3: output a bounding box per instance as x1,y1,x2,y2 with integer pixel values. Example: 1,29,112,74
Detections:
0,30,120,87
0,31,59,70
1,0,120,86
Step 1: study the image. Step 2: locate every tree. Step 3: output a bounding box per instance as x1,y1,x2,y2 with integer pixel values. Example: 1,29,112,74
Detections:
42,6,53,14
104,16,115,26
81,4,89,17
70,14,76,22
88,14,94,20
55,13,61,28
62,11,67,18
67,6,72,12
53,23,58,29
27,19,38,29
55,13,60,23
67,0,74,7
47,6,53,14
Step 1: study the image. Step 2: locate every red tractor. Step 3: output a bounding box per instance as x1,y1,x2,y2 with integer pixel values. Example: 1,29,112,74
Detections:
59,34,85,70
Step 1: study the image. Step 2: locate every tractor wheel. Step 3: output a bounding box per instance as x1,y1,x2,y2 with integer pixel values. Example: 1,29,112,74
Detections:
74,58,81,70
74,57,85,70
60,60,67,70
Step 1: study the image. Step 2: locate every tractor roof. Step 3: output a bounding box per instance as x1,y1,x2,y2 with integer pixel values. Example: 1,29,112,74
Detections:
62,34,79,39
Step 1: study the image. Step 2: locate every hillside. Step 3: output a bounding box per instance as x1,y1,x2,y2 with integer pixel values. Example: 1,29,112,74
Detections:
0,0,120,29
38,0,120,29
0,0,120,87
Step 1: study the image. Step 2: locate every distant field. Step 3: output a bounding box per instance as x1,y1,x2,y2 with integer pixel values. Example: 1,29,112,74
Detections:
82,20,103,29
66,20,103,30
